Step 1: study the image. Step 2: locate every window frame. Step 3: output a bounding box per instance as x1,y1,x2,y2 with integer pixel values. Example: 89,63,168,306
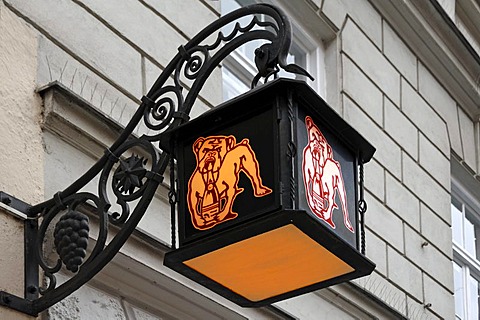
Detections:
220,0,326,100
452,176,480,320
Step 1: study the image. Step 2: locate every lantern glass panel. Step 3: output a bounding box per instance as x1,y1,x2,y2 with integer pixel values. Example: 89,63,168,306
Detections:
184,224,354,302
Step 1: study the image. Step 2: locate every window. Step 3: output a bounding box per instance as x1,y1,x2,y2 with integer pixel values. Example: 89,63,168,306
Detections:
452,179,480,320
221,0,324,100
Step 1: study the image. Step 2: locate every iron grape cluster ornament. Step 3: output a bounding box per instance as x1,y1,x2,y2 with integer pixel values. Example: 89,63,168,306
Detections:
53,209,90,273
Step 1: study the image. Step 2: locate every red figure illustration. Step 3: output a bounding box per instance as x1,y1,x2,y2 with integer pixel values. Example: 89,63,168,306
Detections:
187,135,272,230
302,116,354,233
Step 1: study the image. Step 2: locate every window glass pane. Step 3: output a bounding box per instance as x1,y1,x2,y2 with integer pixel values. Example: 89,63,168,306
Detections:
469,273,480,319
466,207,480,260
289,41,307,70
222,67,249,100
465,217,476,257
452,201,464,246
221,0,267,68
277,52,296,79
221,0,314,101
277,42,308,80
454,262,465,319
452,185,480,320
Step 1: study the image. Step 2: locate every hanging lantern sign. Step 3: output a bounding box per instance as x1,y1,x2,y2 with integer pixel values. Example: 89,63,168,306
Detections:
162,78,376,307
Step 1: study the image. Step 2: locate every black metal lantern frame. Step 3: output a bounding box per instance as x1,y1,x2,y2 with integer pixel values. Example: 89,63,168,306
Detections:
161,78,375,307
0,3,370,316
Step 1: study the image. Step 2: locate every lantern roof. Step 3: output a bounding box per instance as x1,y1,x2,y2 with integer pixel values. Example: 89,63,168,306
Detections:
161,78,375,164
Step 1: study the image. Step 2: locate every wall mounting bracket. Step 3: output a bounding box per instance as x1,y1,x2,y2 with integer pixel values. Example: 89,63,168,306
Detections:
0,4,310,316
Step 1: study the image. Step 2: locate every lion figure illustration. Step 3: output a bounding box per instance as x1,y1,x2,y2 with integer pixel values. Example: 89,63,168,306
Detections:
302,116,354,232
187,135,272,230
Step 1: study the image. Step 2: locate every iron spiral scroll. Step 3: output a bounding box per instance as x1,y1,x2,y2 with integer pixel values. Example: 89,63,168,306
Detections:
15,4,312,315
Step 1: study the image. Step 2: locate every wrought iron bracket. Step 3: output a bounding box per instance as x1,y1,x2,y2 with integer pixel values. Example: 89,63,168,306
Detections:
0,4,312,316
0,192,38,316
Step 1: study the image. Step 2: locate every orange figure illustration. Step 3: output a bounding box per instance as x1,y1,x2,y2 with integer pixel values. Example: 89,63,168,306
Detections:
187,135,272,230
302,116,354,233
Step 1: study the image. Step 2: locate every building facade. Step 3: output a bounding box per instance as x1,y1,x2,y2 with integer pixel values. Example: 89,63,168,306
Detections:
0,0,479,319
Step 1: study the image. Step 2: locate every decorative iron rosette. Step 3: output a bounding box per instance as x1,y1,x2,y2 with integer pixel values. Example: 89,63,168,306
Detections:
53,209,90,273
113,155,148,195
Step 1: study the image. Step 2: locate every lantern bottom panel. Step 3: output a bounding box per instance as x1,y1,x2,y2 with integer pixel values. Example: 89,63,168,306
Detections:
164,210,375,307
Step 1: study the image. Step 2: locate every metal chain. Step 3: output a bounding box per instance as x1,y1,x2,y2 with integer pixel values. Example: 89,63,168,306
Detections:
168,144,177,249
358,157,367,255
287,91,296,208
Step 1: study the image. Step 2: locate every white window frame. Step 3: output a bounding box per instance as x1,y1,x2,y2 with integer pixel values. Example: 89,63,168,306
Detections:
221,0,325,100
452,176,480,320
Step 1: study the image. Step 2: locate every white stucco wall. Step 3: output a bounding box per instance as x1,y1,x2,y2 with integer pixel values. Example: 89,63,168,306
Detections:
0,1,43,319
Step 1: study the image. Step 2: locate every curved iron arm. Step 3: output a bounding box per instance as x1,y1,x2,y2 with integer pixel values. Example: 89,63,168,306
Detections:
0,4,312,315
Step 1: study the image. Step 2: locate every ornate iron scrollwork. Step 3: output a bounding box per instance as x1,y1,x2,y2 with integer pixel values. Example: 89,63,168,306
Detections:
0,4,312,316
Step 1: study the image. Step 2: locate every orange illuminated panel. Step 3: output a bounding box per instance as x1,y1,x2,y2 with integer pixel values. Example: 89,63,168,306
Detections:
187,135,272,231
184,224,354,302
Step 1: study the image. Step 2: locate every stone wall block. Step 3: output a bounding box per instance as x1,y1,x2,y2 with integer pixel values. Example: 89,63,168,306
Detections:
385,173,420,230
38,36,139,130
199,66,223,107
387,247,423,300
43,132,100,199
6,0,143,97
364,159,385,201
78,0,222,106
205,0,220,15
402,153,451,224
354,272,407,317
143,0,219,39
323,0,382,47
344,96,402,178
383,22,417,87
365,229,387,276
384,98,418,160
144,58,162,96
49,277,127,320
418,63,462,157
342,20,400,105
406,296,437,320
75,0,180,66
321,0,347,31
342,55,383,126
420,203,453,258
423,274,455,320
128,302,162,320
365,192,404,252
401,79,450,156
77,0,181,68
419,133,451,190
404,226,453,293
